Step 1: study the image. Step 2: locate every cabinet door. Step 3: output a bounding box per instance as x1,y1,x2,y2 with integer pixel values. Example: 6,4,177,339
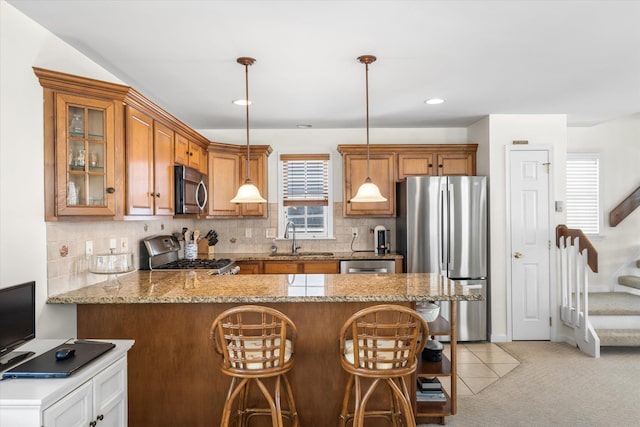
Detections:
208,152,241,217
344,153,396,216
55,93,117,216
174,133,189,165
194,143,208,175
235,261,261,274
93,357,128,427
43,381,93,427
436,153,475,176
303,261,339,274
263,262,299,274
239,154,267,217
153,122,174,216
398,153,434,179
125,106,154,215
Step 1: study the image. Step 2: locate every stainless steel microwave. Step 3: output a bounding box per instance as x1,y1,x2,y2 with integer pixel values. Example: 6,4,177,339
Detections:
174,165,207,214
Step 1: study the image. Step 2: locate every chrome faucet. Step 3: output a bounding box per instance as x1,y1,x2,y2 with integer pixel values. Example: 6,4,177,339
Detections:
284,221,301,254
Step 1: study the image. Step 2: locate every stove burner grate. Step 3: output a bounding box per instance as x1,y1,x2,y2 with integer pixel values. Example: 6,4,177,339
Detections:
153,258,234,271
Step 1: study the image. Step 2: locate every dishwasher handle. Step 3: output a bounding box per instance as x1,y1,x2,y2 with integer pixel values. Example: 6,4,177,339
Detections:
347,267,389,274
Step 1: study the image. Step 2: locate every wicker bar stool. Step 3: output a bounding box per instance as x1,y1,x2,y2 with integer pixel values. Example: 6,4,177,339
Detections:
339,304,428,427
210,305,299,427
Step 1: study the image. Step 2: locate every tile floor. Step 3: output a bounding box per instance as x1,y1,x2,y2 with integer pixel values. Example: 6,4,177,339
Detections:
439,342,520,396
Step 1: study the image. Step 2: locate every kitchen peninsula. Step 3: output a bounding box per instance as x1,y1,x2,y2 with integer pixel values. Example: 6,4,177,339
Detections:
48,272,482,426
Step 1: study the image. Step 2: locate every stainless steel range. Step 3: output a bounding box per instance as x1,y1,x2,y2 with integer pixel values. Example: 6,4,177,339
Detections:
141,235,239,275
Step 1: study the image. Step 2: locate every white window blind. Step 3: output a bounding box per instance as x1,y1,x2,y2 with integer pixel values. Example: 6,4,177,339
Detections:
566,153,600,234
281,154,329,206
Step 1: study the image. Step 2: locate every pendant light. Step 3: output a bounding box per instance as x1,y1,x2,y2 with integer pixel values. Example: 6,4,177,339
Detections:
350,55,387,203
230,57,267,204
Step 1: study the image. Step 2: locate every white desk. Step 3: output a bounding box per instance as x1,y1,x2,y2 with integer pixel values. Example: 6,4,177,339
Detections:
0,339,134,427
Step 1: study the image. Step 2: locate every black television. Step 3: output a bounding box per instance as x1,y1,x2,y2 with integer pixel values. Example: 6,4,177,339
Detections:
0,281,36,370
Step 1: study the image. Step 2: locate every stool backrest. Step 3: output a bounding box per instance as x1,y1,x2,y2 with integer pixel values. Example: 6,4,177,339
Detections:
340,304,428,376
211,305,297,376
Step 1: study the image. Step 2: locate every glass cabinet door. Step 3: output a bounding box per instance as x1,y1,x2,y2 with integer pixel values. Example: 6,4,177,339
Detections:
56,94,116,216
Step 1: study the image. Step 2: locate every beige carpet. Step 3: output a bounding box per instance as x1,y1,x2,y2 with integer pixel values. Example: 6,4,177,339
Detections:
419,342,640,427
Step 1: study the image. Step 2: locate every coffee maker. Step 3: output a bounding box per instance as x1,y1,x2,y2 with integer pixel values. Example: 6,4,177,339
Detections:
374,225,390,254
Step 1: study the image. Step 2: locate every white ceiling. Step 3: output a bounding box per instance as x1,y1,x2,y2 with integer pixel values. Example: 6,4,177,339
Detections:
9,0,640,129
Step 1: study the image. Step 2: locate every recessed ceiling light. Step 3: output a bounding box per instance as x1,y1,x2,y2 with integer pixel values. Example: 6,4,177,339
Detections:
232,99,251,106
425,98,445,105
296,124,312,128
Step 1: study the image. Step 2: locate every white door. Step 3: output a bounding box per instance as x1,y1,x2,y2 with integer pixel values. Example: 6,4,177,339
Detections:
510,149,551,340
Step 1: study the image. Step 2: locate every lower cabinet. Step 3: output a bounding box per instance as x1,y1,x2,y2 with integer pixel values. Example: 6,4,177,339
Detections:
43,357,127,427
236,260,340,274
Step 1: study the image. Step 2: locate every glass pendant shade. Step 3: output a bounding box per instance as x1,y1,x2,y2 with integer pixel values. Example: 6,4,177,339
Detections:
350,177,387,203
230,179,266,203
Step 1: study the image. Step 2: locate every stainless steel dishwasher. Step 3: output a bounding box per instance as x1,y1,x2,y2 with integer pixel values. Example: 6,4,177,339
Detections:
339,259,396,274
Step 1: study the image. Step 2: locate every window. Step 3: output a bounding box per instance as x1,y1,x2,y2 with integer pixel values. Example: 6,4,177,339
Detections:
566,153,600,235
278,153,333,239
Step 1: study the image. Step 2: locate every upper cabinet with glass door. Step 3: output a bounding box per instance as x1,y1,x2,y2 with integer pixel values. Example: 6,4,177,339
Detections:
56,93,117,217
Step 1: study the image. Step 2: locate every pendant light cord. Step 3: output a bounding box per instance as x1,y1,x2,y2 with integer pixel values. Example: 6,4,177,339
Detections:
365,61,371,180
244,62,251,182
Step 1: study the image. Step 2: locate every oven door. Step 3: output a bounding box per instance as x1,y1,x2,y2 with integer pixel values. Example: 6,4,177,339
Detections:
175,165,207,214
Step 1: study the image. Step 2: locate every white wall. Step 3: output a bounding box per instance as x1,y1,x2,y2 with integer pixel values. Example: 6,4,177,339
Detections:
567,113,640,289
0,1,123,338
485,114,567,342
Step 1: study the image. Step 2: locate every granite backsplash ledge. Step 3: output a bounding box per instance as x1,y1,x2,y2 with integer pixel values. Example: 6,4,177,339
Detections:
46,202,396,295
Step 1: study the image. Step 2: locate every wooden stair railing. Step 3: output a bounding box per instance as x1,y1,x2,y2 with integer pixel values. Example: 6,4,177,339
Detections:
556,224,598,272
609,185,640,227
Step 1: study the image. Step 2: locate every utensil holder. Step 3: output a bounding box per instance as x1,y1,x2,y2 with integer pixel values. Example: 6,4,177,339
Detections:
184,243,197,260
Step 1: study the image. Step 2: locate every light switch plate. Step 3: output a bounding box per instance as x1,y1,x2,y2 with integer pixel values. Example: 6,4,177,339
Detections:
266,228,276,238
85,240,93,256
245,228,252,238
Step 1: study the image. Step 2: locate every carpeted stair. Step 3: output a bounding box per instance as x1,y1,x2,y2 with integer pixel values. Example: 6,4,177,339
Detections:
588,291,640,346
617,259,640,290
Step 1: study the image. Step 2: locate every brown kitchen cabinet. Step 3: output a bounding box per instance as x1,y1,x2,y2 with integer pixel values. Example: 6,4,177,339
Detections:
339,144,477,217
236,260,340,274
175,133,207,174
125,107,174,216
36,67,213,221
207,142,271,218
342,152,396,216
235,261,261,274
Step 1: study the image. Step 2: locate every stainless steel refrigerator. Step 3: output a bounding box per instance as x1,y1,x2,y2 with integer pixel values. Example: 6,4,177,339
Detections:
397,176,488,341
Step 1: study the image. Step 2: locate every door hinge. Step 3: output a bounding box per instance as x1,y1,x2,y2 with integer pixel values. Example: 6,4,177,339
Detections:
548,240,551,250
542,162,551,173
549,317,553,327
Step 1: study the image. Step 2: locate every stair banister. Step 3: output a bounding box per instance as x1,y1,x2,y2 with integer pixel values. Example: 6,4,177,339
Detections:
556,225,599,357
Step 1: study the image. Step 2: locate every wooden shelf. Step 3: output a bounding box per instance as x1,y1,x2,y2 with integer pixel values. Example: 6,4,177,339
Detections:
417,354,452,377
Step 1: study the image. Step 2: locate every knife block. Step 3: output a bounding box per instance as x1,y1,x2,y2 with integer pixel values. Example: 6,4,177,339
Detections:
198,239,214,256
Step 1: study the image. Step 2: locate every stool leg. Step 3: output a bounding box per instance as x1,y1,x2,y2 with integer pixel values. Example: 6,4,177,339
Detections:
221,377,250,427
385,376,416,427
253,377,284,427
281,374,299,427
339,375,354,427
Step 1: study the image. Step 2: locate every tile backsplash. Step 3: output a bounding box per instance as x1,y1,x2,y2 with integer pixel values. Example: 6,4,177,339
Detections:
46,203,396,295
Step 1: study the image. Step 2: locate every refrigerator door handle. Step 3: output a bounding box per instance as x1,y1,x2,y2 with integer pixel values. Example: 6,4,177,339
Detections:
447,182,455,271
439,180,448,272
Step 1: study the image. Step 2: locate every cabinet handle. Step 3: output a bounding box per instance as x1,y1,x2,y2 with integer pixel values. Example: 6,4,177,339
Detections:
97,414,104,421
189,151,193,156
438,164,443,168
89,422,97,427
150,192,156,198
428,164,433,167
156,193,160,198
106,187,115,194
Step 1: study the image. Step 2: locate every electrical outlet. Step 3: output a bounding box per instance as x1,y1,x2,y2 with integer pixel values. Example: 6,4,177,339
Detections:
85,240,93,256
245,228,252,238
109,238,117,250
351,227,359,237
121,238,129,252
266,228,276,239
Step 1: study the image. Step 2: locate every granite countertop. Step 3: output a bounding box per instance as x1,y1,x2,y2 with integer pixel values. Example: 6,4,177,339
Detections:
212,251,403,261
47,271,483,304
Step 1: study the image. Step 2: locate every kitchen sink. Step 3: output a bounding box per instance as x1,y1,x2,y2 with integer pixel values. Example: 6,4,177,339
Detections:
269,252,334,257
